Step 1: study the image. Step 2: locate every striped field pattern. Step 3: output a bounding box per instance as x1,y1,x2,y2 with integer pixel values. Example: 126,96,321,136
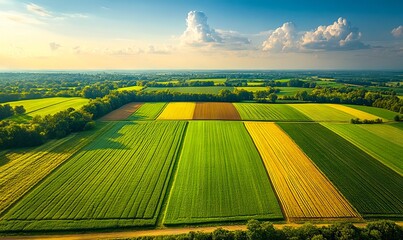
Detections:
245,122,360,220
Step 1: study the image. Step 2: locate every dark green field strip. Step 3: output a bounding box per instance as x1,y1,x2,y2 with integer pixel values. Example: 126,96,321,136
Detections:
278,123,403,218
344,105,398,121
3,121,186,225
233,103,312,121
164,121,283,225
322,123,403,175
0,219,154,233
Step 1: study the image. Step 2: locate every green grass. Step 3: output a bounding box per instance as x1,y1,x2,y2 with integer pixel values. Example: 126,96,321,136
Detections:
289,104,355,122
2,121,187,231
344,105,399,121
277,87,312,96
187,78,227,85
117,86,144,91
144,86,234,94
5,97,89,123
279,123,403,218
233,103,311,121
127,102,166,120
164,121,283,225
235,87,268,92
322,123,403,175
0,123,112,216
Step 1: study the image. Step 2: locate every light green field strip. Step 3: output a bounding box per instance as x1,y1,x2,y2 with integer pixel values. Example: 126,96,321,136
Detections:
289,104,356,122
344,105,399,121
144,86,234,94
117,86,144,91
328,104,384,121
3,121,186,227
0,123,112,216
127,102,167,120
233,103,311,121
5,97,89,118
322,123,403,175
164,121,283,225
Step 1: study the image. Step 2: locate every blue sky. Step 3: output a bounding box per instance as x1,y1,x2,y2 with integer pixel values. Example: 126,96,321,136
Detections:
0,0,402,69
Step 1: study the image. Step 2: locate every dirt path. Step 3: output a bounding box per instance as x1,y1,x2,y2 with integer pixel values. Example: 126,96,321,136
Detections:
2,222,402,240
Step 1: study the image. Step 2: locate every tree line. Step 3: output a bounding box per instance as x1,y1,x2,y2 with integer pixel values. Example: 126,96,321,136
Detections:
288,87,403,113
131,220,402,240
0,104,25,120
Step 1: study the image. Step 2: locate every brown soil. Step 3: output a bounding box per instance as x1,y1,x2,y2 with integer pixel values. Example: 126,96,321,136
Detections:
99,103,142,121
193,102,241,120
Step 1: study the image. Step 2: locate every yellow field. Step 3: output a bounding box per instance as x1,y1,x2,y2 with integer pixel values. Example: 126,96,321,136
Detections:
327,104,383,120
245,122,360,220
157,102,196,120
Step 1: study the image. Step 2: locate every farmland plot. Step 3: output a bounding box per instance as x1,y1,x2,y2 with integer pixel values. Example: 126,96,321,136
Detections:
157,102,196,120
344,105,398,121
279,123,403,218
234,103,311,121
127,102,166,120
164,121,283,224
5,97,88,117
100,103,143,121
0,123,113,216
245,122,360,220
322,123,403,175
193,102,241,120
327,104,383,121
2,121,186,230
289,104,355,122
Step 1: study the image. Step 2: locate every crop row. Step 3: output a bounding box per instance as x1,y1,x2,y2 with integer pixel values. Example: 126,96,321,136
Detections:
245,122,360,220
3,121,187,224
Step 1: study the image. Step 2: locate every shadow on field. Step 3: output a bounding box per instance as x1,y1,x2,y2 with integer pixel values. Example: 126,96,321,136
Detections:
86,121,138,150
0,152,10,167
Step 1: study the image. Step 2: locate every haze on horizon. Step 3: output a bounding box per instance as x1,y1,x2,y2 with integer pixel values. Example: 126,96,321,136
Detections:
0,0,402,70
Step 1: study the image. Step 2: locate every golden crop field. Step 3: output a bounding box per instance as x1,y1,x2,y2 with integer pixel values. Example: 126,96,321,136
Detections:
245,122,360,220
327,104,383,120
157,102,196,120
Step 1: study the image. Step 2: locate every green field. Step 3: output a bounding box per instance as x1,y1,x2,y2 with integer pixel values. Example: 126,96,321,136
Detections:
117,86,144,91
144,86,234,94
277,87,312,96
127,102,166,120
279,123,403,218
0,123,112,216
235,87,268,92
322,123,403,175
344,105,399,120
164,121,283,224
289,104,355,122
187,78,226,85
233,103,311,121
5,97,89,117
2,121,186,231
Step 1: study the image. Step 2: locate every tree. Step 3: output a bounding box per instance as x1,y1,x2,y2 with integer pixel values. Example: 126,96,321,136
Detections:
14,105,26,114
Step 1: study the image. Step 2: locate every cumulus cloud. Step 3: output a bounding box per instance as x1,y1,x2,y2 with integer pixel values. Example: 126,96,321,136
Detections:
26,3,52,17
262,22,297,52
263,17,368,52
181,10,250,49
391,26,402,38
301,17,368,50
49,42,61,51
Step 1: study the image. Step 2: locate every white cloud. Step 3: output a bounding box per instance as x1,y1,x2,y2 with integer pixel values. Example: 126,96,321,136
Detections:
391,26,402,38
49,42,61,51
181,10,250,49
301,17,368,50
26,3,52,17
262,22,297,52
